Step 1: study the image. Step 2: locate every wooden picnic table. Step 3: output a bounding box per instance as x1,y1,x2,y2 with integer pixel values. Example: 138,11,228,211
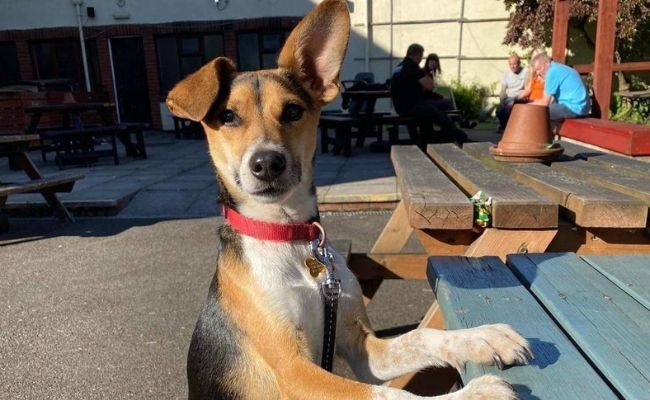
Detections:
353,142,650,283
0,134,83,226
24,102,147,167
347,140,650,394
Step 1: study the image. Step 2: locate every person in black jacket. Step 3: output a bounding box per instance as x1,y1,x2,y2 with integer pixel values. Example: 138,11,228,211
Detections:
391,44,468,148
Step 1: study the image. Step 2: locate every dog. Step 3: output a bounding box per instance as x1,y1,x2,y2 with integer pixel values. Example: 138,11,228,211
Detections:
166,1,532,398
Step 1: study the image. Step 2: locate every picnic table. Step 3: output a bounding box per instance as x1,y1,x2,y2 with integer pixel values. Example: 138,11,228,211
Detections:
24,102,147,167
0,134,83,227
346,140,650,394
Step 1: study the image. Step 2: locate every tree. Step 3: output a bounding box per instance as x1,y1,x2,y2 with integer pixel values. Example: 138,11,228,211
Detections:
501,0,650,63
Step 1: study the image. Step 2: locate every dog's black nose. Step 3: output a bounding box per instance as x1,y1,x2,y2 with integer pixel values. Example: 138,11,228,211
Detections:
249,151,286,181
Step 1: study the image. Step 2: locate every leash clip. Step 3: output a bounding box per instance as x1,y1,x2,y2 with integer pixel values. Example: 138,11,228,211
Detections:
321,277,341,301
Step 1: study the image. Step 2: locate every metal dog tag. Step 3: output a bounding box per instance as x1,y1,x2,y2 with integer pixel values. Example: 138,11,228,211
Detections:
305,257,326,277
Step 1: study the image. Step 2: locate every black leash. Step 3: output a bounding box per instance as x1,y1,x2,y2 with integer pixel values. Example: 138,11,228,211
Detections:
320,278,340,371
308,228,341,372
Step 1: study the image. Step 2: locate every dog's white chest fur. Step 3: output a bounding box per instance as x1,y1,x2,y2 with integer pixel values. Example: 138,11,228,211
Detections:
242,236,328,361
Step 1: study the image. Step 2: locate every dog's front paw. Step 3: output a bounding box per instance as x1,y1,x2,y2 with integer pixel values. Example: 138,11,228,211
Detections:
457,324,533,369
454,375,517,400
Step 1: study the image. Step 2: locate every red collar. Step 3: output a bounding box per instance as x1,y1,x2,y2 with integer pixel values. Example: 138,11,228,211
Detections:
223,206,321,242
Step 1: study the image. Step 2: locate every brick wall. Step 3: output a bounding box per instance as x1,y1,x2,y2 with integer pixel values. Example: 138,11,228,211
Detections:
0,17,301,130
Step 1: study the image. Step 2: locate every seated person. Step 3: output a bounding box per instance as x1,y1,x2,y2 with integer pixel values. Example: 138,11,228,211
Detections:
496,53,528,132
424,53,477,129
517,49,546,103
391,43,468,149
531,53,590,122
423,53,454,111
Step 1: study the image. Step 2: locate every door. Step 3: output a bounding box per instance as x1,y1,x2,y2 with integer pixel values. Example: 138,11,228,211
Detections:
109,37,151,124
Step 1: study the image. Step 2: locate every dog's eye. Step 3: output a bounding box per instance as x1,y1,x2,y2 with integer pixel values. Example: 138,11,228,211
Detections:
218,109,238,126
281,103,304,123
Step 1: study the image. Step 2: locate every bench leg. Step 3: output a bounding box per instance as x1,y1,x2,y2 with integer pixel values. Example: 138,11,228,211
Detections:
135,131,147,159
333,126,352,156
320,125,330,154
110,135,119,165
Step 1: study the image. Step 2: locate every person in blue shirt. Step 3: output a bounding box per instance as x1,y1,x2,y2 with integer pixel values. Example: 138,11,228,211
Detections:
531,53,590,122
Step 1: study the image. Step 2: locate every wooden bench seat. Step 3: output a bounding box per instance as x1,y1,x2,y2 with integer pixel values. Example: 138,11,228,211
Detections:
0,173,83,200
1,172,84,228
559,117,650,156
428,255,619,399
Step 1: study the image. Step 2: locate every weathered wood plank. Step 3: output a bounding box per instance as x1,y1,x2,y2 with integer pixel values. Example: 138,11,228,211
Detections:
551,158,650,204
582,254,650,310
428,255,617,399
391,145,473,230
560,140,650,177
464,142,647,228
427,143,557,229
508,252,650,399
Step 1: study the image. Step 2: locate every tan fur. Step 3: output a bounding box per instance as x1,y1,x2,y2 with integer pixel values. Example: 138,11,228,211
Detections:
168,1,530,399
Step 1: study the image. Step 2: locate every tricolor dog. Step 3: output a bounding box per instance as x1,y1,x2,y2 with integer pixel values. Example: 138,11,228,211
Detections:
166,0,532,398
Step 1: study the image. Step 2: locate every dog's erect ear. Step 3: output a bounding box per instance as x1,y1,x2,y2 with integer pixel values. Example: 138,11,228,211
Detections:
277,0,350,104
166,57,237,122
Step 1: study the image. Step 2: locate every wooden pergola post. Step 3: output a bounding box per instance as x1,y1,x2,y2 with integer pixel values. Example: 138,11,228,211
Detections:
551,0,619,120
551,0,569,63
592,0,618,119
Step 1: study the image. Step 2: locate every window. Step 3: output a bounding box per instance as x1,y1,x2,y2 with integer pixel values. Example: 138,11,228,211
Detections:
0,42,20,84
237,32,286,71
156,34,224,94
29,39,100,90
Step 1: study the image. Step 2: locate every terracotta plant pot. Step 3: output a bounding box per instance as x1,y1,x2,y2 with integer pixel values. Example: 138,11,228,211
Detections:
490,103,563,162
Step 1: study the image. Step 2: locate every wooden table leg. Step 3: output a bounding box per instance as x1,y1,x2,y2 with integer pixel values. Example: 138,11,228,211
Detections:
354,201,416,303
370,200,413,254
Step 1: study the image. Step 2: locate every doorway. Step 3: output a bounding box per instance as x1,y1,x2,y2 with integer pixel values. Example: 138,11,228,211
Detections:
109,37,151,124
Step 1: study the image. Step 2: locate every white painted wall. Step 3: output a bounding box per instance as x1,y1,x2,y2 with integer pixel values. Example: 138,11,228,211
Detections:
1,0,523,113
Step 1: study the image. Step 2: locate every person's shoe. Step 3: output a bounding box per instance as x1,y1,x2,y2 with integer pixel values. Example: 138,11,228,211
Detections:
460,119,478,129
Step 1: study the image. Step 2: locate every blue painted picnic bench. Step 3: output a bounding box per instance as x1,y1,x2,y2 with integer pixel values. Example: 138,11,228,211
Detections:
428,253,649,399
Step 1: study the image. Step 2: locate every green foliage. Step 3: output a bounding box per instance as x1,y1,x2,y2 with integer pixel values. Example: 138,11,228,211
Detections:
501,0,650,57
449,80,491,120
609,76,650,125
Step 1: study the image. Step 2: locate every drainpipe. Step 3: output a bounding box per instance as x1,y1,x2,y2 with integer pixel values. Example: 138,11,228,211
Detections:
71,0,92,92
364,0,370,71
389,0,394,74
456,0,466,81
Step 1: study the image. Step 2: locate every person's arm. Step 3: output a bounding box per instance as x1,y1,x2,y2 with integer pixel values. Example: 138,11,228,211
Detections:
517,74,533,100
532,93,552,106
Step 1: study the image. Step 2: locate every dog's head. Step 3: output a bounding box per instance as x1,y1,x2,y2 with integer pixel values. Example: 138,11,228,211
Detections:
166,0,350,221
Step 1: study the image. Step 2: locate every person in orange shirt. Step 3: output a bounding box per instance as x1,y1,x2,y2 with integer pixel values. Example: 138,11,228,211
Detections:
517,49,546,102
